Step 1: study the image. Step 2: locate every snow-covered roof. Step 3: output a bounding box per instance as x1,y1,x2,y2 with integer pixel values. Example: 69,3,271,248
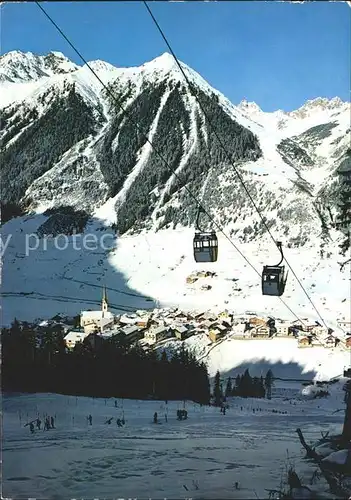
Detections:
119,313,138,324
99,317,114,327
233,323,246,331
122,325,141,336
174,325,188,334
152,325,169,335
81,310,113,320
64,330,89,343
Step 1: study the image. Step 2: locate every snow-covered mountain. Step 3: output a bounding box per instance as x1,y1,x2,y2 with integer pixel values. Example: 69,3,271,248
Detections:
0,50,79,83
1,50,350,328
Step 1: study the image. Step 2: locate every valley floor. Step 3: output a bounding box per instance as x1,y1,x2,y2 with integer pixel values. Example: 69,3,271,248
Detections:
2,220,350,334
2,384,346,499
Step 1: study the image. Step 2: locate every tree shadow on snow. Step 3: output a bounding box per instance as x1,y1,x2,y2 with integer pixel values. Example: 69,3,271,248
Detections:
221,360,317,382
1,213,157,325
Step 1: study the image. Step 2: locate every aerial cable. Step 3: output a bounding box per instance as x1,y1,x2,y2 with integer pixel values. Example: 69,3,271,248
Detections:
34,2,264,276
143,0,330,331
3,291,140,314
35,1,306,326
62,277,152,300
35,2,307,326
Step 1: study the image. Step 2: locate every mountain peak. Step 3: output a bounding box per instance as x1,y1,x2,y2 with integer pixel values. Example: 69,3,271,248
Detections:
151,52,176,64
301,96,344,110
48,51,68,60
141,52,182,74
289,96,346,119
0,50,78,83
237,99,262,114
84,60,117,73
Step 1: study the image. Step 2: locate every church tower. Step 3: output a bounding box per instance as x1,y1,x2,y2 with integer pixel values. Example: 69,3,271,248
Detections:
102,285,108,317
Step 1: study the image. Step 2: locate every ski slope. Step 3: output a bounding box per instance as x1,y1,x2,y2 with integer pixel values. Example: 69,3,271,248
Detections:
2,384,347,499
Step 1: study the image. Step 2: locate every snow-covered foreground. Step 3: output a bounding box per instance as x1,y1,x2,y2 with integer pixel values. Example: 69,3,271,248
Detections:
2,385,346,499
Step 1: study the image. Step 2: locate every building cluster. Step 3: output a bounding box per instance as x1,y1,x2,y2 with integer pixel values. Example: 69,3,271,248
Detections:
186,270,217,286
62,288,351,352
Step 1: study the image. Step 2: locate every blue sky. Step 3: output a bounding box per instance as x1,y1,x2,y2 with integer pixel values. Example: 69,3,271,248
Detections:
2,1,350,112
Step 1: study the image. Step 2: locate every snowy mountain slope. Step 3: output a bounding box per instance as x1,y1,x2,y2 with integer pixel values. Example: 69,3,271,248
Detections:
1,50,348,249
0,50,79,83
1,50,350,332
2,216,350,330
161,334,350,381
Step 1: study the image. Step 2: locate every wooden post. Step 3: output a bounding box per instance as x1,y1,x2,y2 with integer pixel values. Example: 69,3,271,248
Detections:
295,428,345,496
342,380,351,442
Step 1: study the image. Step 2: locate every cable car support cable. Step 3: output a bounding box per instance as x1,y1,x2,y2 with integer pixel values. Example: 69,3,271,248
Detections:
143,0,330,331
35,2,308,326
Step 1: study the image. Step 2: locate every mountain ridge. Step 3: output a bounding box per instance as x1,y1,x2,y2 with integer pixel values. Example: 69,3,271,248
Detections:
1,49,350,326
1,50,348,113
1,50,349,242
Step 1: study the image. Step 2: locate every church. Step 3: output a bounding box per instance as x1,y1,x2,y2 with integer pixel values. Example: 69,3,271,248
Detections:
80,286,115,334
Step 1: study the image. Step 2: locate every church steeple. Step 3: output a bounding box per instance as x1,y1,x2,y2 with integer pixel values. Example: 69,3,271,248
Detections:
102,285,108,317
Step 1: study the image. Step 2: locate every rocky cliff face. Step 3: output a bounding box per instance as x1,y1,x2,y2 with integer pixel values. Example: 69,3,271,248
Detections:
0,50,350,252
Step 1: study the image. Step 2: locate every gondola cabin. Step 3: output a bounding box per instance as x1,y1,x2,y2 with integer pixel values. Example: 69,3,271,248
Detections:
262,265,287,296
193,231,218,263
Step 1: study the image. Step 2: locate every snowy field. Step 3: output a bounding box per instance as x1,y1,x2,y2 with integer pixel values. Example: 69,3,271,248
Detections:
2,219,350,335
2,384,346,499
162,336,350,381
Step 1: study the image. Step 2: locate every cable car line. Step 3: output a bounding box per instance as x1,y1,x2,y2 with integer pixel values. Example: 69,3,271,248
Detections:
143,0,330,330
34,4,263,288
35,1,306,326
262,242,288,297
35,2,308,326
62,277,152,300
34,2,268,278
193,206,218,263
2,291,142,313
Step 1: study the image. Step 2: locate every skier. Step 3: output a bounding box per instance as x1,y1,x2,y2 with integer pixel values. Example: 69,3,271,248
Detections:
223,407,226,415
116,418,122,427
36,418,41,430
184,410,188,420
88,414,92,425
50,416,55,428
153,412,158,424
29,422,35,434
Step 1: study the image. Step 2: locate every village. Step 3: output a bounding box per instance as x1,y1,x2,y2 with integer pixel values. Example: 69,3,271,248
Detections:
62,286,351,353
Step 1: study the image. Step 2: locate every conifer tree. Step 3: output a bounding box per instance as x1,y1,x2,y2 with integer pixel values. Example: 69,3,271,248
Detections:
336,150,351,255
240,369,253,397
265,369,274,399
225,376,233,397
213,370,223,406
260,375,266,398
235,374,241,395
